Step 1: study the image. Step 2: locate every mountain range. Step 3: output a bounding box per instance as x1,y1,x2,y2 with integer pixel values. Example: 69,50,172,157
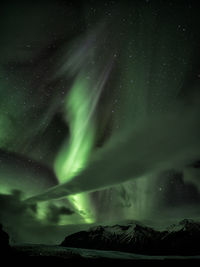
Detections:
61,219,200,255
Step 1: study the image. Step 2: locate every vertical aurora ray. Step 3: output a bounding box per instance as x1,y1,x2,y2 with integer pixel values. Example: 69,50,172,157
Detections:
54,38,113,223
55,75,96,223
55,76,96,183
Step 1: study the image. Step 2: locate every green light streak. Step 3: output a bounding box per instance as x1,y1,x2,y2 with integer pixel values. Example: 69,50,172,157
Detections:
54,74,97,224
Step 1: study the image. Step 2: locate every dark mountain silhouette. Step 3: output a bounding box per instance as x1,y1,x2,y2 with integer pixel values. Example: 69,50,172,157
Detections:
0,223,11,257
61,219,200,256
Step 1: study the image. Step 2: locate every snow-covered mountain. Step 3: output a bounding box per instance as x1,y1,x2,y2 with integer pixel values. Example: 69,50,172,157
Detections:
61,219,200,255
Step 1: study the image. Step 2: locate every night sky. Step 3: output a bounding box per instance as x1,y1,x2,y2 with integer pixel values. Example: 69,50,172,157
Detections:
1,0,200,244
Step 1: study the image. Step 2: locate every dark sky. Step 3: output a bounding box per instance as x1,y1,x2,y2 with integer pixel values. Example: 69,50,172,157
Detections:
1,0,200,244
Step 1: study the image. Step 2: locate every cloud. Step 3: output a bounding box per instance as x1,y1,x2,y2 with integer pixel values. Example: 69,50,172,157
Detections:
25,104,200,203
183,167,200,193
0,190,77,244
46,204,74,224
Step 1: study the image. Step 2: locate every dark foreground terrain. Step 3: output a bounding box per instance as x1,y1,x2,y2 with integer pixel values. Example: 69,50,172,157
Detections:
12,243,200,260
1,219,200,264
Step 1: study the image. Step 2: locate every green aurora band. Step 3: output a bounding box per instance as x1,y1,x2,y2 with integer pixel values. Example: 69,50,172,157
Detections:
54,75,97,224
52,27,113,223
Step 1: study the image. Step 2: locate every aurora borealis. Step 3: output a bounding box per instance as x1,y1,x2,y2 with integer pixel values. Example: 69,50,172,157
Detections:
1,0,200,244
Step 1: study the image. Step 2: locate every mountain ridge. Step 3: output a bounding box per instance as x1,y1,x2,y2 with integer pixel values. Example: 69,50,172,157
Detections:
61,219,200,255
